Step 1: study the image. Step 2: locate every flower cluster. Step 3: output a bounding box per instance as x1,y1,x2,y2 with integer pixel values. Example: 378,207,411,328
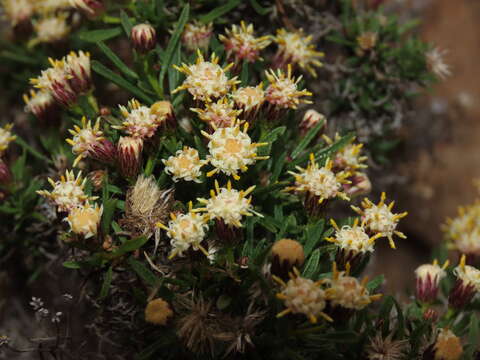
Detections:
443,201,480,256
114,99,165,139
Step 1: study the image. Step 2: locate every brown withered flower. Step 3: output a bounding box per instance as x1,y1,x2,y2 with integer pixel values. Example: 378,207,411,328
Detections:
365,333,408,360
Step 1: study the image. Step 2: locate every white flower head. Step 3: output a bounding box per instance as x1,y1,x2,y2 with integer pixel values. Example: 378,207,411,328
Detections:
162,146,207,183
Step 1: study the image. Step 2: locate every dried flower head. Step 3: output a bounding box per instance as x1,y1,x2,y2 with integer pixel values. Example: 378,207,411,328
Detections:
219,21,271,63
173,51,239,102
202,121,269,180
145,298,173,325
0,123,16,156
443,202,480,256
352,192,407,249
273,268,332,324
66,202,103,239
1,0,34,26
415,259,449,303
273,28,324,77
34,13,71,43
357,31,378,51
191,97,242,128
121,175,173,241
286,154,351,204
66,117,116,167
131,23,157,53
265,65,313,109
365,333,408,360
181,21,213,52
162,146,207,183
326,262,382,310
23,89,58,121
196,180,259,228
37,170,97,212
114,99,163,139
157,202,209,259
434,328,463,360
426,47,451,80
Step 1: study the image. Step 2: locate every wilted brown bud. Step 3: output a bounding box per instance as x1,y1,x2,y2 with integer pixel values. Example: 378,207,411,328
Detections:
69,0,105,18
89,170,107,191
0,159,11,184
145,298,173,325
151,101,176,128
357,32,378,52
100,107,111,116
434,329,463,360
131,24,157,53
117,136,143,178
271,239,305,279
300,109,326,136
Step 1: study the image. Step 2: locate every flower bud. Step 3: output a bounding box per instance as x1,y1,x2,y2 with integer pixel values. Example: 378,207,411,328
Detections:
0,159,12,184
434,329,463,360
23,89,60,123
64,51,92,95
151,101,176,128
415,260,448,303
423,308,438,322
343,173,372,198
69,0,105,18
66,203,103,239
145,298,173,325
300,109,326,137
181,21,213,52
271,239,305,279
448,255,480,309
131,24,157,53
88,170,107,191
117,136,143,178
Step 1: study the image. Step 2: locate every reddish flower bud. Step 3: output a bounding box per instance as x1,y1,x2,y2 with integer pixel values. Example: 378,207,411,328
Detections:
23,89,60,123
0,159,12,184
448,255,480,309
423,308,438,322
271,239,305,279
117,136,143,178
300,109,326,137
131,24,157,53
415,260,448,303
88,170,107,191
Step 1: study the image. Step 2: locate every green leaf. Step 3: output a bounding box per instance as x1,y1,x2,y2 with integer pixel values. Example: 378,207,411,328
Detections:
303,220,325,257
120,10,133,36
240,60,249,86
101,198,117,233
160,4,189,94
366,275,384,291
112,236,149,257
92,60,154,104
168,42,182,93
99,266,113,299
62,261,82,269
466,314,479,358
250,0,271,15
302,249,321,278
78,27,123,42
97,41,138,79
128,256,159,286
15,137,51,164
199,0,241,23
291,119,325,159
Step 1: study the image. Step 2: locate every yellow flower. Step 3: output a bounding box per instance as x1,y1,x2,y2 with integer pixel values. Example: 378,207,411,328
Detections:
265,65,313,109
0,123,16,156
173,50,239,102
66,202,103,239
273,28,324,77
195,180,260,227
145,298,173,325
286,154,350,204
201,121,269,180
326,218,383,255
162,146,207,183
351,192,407,249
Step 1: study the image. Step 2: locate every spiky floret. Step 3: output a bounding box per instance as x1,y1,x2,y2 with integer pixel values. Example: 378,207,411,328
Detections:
219,21,271,63
351,192,407,249
265,65,313,109
156,202,209,259
1,0,34,26
326,218,383,255
66,202,103,239
34,13,71,43
191,97,242,128
273,28,324,77
201,121,269,180
0,123,16,156
173,50,239,102
231,84,265,112
181,21,213,51
162,146,207,183
286,154,350,204
37,170,98,212
113,99,162,139
443,202,480,256
66,117,109,167
324,134,368,173
195,180,260,227
273,268,332,324
325,262,382,310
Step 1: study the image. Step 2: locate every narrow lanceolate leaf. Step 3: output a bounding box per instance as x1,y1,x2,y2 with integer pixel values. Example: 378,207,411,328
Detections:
250,0,271,15
99,266,113,299
159,4,189,94
291,119,325,159
112,236,149,257
120,10,133,37
302,248,321,278
92,60,154,104
97,41,138,79
128,257,159,286
199,0,241,23
78,27,123,42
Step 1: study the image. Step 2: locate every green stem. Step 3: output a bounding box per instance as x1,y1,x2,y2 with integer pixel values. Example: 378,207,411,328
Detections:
143,56,163,99
102,15,121,24
87,93,100,114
